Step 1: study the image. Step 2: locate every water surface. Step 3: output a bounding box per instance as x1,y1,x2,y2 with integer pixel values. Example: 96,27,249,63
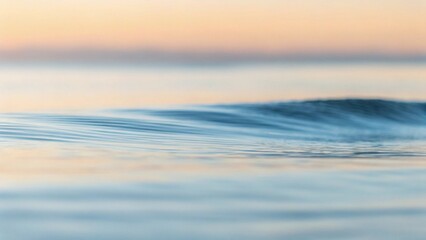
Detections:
0,62,425,239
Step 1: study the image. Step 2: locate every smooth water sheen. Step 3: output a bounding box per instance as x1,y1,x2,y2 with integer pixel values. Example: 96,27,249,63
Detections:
3,99,426,159
0,63,426,239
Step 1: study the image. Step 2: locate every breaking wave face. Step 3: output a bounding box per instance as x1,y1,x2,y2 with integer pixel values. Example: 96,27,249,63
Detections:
2,99,426,158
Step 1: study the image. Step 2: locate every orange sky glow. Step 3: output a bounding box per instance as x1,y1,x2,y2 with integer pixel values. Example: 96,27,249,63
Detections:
0,0,425,55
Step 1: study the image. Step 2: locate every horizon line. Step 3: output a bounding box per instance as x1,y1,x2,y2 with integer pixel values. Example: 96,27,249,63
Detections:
1,48,425,65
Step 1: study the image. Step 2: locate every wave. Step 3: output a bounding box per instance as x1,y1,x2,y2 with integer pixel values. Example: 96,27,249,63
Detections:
240,99,426,126
1,99,426,158
139,99,426,139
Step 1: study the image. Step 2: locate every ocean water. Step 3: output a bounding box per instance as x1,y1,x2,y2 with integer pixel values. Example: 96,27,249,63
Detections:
0,62,426,239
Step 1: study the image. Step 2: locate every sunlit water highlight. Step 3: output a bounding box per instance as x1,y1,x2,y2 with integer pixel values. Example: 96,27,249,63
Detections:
0,63,426,239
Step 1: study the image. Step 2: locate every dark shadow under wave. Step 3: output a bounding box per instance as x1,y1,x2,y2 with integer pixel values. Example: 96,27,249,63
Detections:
142,99,426,139
239,99,426,126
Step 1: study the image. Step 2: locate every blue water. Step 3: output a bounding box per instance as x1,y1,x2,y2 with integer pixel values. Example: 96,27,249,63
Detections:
4,99,426,158
0,64,426,240
0,98,426,239
2,169,426,240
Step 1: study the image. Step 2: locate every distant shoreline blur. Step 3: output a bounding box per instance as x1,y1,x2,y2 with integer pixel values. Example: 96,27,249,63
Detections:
0,49,425,66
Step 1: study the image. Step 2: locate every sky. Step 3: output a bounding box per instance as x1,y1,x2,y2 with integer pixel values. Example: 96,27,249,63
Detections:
0,0,425,59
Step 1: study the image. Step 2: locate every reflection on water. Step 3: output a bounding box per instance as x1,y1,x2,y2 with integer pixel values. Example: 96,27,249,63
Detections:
0,63,426,239
1,170,426,240
0,62,425,111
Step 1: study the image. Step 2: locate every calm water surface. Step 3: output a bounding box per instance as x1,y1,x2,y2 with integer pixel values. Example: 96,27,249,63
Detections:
0,62,425,239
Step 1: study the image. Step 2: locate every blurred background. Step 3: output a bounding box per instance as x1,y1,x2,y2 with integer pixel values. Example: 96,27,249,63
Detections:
0,0,424,112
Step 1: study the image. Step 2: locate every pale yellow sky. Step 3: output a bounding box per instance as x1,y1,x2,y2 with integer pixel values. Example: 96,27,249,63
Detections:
0,0,425,54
